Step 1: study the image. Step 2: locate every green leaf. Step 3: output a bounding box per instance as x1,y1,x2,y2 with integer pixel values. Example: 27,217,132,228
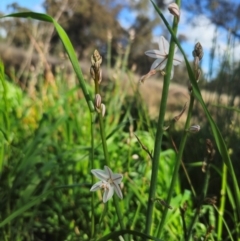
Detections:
0,191,51,227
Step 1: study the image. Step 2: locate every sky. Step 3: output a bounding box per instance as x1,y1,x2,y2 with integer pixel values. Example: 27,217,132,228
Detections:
0,0,44,13
1,0,240,80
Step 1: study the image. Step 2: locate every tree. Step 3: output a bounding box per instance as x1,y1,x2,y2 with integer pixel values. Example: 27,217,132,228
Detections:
43,0,125,58
182,0,240,39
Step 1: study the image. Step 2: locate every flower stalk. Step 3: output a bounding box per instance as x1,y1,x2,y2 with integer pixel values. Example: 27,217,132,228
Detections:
90,50,126,236
145,2,181,234
90,112,95,238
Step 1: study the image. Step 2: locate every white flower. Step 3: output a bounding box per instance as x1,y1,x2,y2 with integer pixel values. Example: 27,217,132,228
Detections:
145,36,182,80
90,166,123,203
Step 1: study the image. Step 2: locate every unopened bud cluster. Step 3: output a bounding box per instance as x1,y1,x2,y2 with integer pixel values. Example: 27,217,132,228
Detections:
90,50,103,84
90,50,106,117
94,94,106,117
188,42,204,92
192,42,203,81
192,42,203,61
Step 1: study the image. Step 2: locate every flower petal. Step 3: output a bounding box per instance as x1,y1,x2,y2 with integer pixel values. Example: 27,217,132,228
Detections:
112,173,123,184
90,181,102,192
150,58,167,70
173,53,183,66
104,165,114,178
145,50,166,59
113,183,123,199
158,36,169,55
91,169,109,181
103,185,114,203
174,46,178,53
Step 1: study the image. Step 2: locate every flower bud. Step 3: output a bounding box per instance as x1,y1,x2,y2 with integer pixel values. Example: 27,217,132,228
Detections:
94,94,102,109
101,103,106,117
168,3,180,22
187,125,200,133
90,66,96,80
91,49,102,69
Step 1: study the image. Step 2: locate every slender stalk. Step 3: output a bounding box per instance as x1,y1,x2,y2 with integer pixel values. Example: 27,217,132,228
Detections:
214,205,234,241
98,113,126,230
90,112,95,238
122,37,132,73
186,161,211,241
113,196,124,228
145,3,180,234
156,95,195,238
217,163,227,240
94,202,108,239
91,50,126,236
98,103,127,240
171,137,197,197
98,114,110,166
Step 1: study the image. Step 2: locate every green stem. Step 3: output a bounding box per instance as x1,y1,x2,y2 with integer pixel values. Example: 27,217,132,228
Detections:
92,50,126,238
186,162,211,241
90,112,95,238
99,114,125,221
94,202,108,239
214,205,234,241
113,196,124,228
95,97,127,237
98,114,110,166
145,3,180,234
217,163,227,240
156,95,194,238
121,39,132,73
98,112,127,239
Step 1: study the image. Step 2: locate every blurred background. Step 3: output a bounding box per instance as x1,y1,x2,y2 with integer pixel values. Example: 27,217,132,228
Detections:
1,0,240,82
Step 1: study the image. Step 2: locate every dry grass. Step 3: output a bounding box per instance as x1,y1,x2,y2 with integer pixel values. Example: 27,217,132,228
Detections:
120,73,240,128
